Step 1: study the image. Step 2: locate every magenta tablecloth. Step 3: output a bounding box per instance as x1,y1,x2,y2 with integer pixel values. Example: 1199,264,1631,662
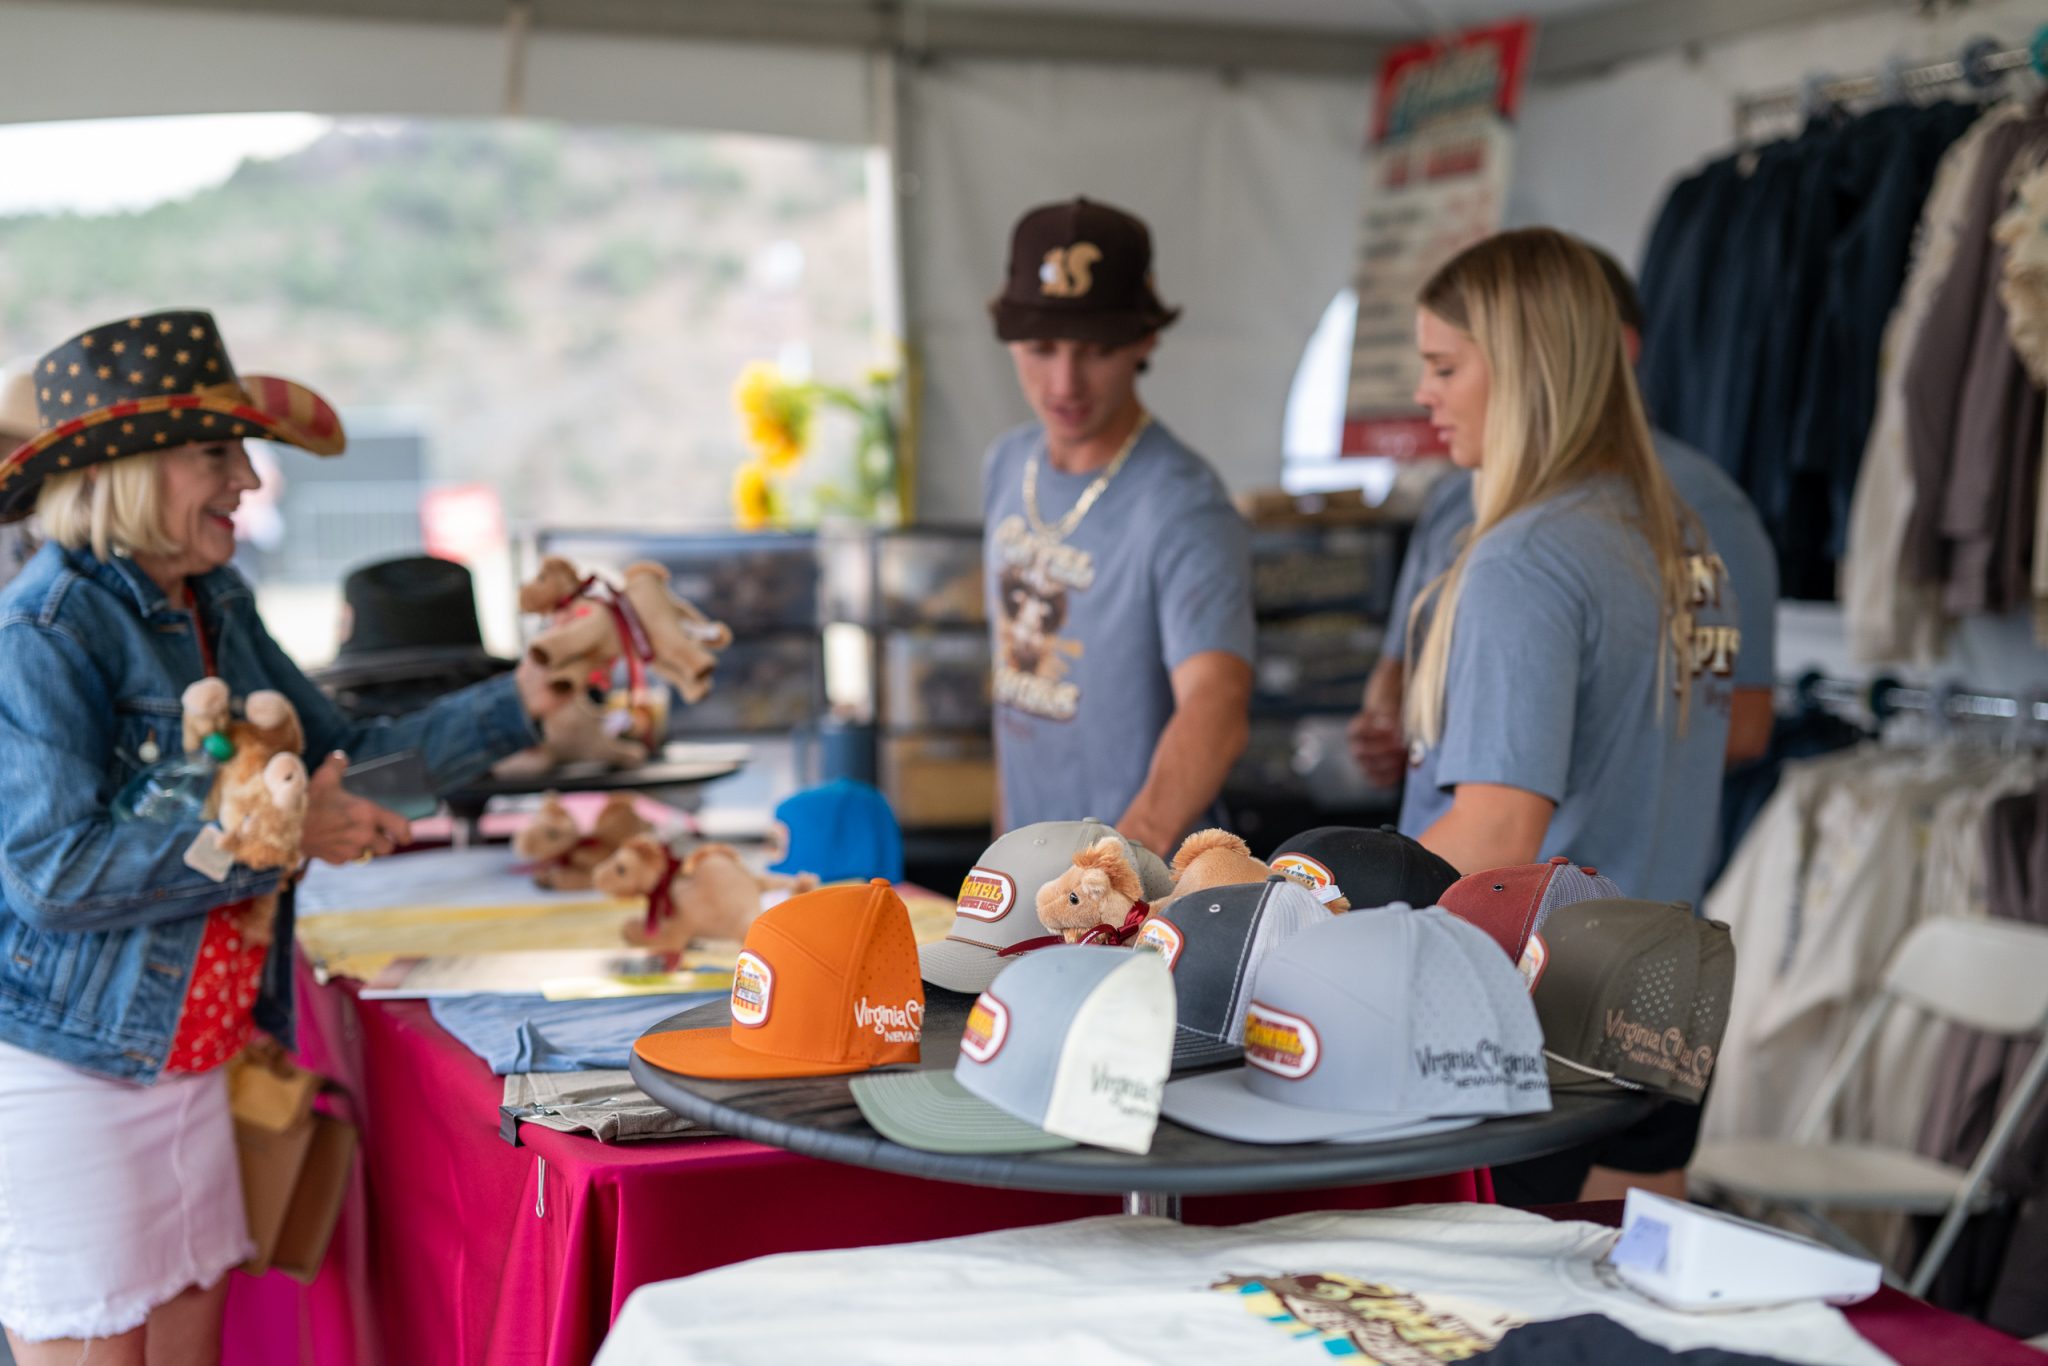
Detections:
222,957,1492,1366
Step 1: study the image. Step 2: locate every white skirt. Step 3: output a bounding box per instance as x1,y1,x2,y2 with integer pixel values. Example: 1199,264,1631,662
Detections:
0,1038,252,1342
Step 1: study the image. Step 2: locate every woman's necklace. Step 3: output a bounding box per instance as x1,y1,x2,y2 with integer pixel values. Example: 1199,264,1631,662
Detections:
1022,412,1152,546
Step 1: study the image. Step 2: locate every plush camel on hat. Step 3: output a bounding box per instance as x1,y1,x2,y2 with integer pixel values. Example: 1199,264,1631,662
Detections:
1035,836,1152,945
1155,829,1271,913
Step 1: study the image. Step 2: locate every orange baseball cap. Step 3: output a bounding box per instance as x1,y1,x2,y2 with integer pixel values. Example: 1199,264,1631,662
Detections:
634,878,926,1079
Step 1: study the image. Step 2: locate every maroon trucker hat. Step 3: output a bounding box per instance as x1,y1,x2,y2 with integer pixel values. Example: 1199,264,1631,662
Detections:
1440,857,1622,989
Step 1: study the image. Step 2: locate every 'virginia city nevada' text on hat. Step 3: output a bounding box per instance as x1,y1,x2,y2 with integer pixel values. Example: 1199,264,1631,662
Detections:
634,879,925,1080
851,945,1175,1155
1162,905,1550,1144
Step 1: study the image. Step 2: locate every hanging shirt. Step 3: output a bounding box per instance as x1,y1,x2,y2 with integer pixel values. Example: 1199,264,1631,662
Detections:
1383,430,1777,695
1396,479,1737,909
982,419,1253,834
1842,102,2025,665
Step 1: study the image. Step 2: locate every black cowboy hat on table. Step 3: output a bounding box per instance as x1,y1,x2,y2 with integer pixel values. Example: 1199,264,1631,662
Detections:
0,308,344,523
309,555,516,719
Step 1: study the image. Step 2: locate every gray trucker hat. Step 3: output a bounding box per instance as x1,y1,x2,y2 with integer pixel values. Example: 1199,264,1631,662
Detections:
1161,905,1550,1143
1132,875,1334,1071
851,945,1175,1154
919,819,1173,994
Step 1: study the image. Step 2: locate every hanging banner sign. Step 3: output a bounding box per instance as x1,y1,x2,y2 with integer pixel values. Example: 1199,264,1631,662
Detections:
1342,18,1536,459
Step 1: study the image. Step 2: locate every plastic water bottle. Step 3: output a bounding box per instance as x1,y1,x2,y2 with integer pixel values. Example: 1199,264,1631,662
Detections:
112,732,234,824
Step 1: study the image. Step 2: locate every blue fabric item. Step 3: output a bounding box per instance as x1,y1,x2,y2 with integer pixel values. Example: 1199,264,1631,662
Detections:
430,991,727,1075
0,541,539,1083
770,779,904,883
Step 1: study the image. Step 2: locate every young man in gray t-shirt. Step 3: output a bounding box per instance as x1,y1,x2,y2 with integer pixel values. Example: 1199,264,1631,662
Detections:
981,198,1254,857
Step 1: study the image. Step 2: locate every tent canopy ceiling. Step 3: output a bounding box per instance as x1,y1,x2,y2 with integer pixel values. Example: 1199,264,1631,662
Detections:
48,0,1886,80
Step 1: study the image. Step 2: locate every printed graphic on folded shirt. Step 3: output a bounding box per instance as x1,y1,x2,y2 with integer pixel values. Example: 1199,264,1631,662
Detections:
1213,1271,1525,1363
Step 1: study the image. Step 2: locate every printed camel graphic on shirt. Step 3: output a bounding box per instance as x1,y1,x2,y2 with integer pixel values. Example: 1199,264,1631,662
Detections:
1214,1271,1525,1363
991,518,1092,722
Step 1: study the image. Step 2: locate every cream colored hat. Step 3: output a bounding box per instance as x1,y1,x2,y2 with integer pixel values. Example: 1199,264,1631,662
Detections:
0,360,38,446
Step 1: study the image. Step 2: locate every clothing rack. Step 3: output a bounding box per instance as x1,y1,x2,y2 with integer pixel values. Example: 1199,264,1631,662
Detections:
1788,672,2048,726
1733,34,2040,138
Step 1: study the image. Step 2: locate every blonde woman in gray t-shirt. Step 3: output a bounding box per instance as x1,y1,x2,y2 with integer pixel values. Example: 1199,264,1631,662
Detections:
1397,229,1736,900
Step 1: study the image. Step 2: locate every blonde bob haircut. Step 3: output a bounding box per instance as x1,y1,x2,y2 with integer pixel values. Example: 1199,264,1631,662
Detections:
1404,227,1697,749
34,453,180,563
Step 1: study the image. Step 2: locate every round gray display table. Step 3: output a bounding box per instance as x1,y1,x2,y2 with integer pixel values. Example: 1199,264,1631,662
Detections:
630,989,1657,1219
443,747,741,846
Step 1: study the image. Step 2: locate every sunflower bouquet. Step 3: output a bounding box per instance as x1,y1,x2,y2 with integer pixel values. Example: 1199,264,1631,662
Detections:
730,360,899,530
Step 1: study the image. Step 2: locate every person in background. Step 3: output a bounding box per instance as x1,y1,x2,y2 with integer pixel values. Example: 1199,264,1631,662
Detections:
1365,232,1742,1209
0,361,42,592
981,197,1254,857
1352,242,1777,791
1349,239,1775,1207
0,311,568,1365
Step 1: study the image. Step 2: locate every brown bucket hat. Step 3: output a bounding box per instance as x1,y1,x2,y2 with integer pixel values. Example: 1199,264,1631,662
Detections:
989,197,1180,348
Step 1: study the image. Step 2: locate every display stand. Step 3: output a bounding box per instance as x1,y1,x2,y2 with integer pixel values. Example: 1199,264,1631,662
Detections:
441,745,742,846
630,992,1655,1218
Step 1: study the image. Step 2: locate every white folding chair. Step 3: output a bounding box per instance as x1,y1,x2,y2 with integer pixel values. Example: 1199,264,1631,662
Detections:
1691,915,2048,1298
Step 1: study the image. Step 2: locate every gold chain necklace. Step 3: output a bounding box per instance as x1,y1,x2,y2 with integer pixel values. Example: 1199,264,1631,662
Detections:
1022,413,1152,545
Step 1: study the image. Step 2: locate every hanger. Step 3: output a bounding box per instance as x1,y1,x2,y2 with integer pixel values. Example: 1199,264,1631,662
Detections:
1958,35,2007,100
1878,54,1914,107
1798,70,1840,126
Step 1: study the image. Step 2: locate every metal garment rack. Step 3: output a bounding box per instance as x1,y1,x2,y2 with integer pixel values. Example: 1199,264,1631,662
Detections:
1794,674,2048,726
1734,34,2042,137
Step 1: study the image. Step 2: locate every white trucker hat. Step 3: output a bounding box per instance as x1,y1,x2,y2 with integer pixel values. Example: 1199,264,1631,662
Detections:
850,945,1175,1155
1132,875,1334,1070
919,819,1173,994
1161,905,1550,1144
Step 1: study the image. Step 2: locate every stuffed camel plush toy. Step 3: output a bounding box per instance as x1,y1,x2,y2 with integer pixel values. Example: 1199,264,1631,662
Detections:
182,678,309,949
513,791,653,891
521,556,733,705
1154,829,1271,913
495,556,734,776
594,837,818,953
1035,836,1154,945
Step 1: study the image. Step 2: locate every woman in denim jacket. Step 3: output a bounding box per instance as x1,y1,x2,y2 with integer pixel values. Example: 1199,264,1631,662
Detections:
0,312,567,1364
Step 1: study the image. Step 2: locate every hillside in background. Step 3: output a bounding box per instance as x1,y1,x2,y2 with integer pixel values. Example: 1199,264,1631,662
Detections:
0,120,876,528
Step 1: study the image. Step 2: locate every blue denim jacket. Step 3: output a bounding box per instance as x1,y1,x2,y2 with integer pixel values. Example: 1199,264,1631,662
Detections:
0,542,538,1082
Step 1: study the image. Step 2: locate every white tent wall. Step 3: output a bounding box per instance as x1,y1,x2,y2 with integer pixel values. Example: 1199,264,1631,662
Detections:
902,58,1369,520
0,0,870,142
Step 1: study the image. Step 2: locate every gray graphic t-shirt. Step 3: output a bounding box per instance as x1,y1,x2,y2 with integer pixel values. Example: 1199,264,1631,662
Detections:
1395,479,1738,909
983,419,1253,833
1384,430,1777,689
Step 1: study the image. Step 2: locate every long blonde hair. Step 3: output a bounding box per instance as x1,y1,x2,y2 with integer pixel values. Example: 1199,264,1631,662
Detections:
1404,229,1696,748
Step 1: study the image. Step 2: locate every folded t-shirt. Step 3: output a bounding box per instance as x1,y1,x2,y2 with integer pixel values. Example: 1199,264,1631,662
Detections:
431,992,724,1075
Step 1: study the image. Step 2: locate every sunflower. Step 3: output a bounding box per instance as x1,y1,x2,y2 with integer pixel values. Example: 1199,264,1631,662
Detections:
731,458,775,530
733,361,811,472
